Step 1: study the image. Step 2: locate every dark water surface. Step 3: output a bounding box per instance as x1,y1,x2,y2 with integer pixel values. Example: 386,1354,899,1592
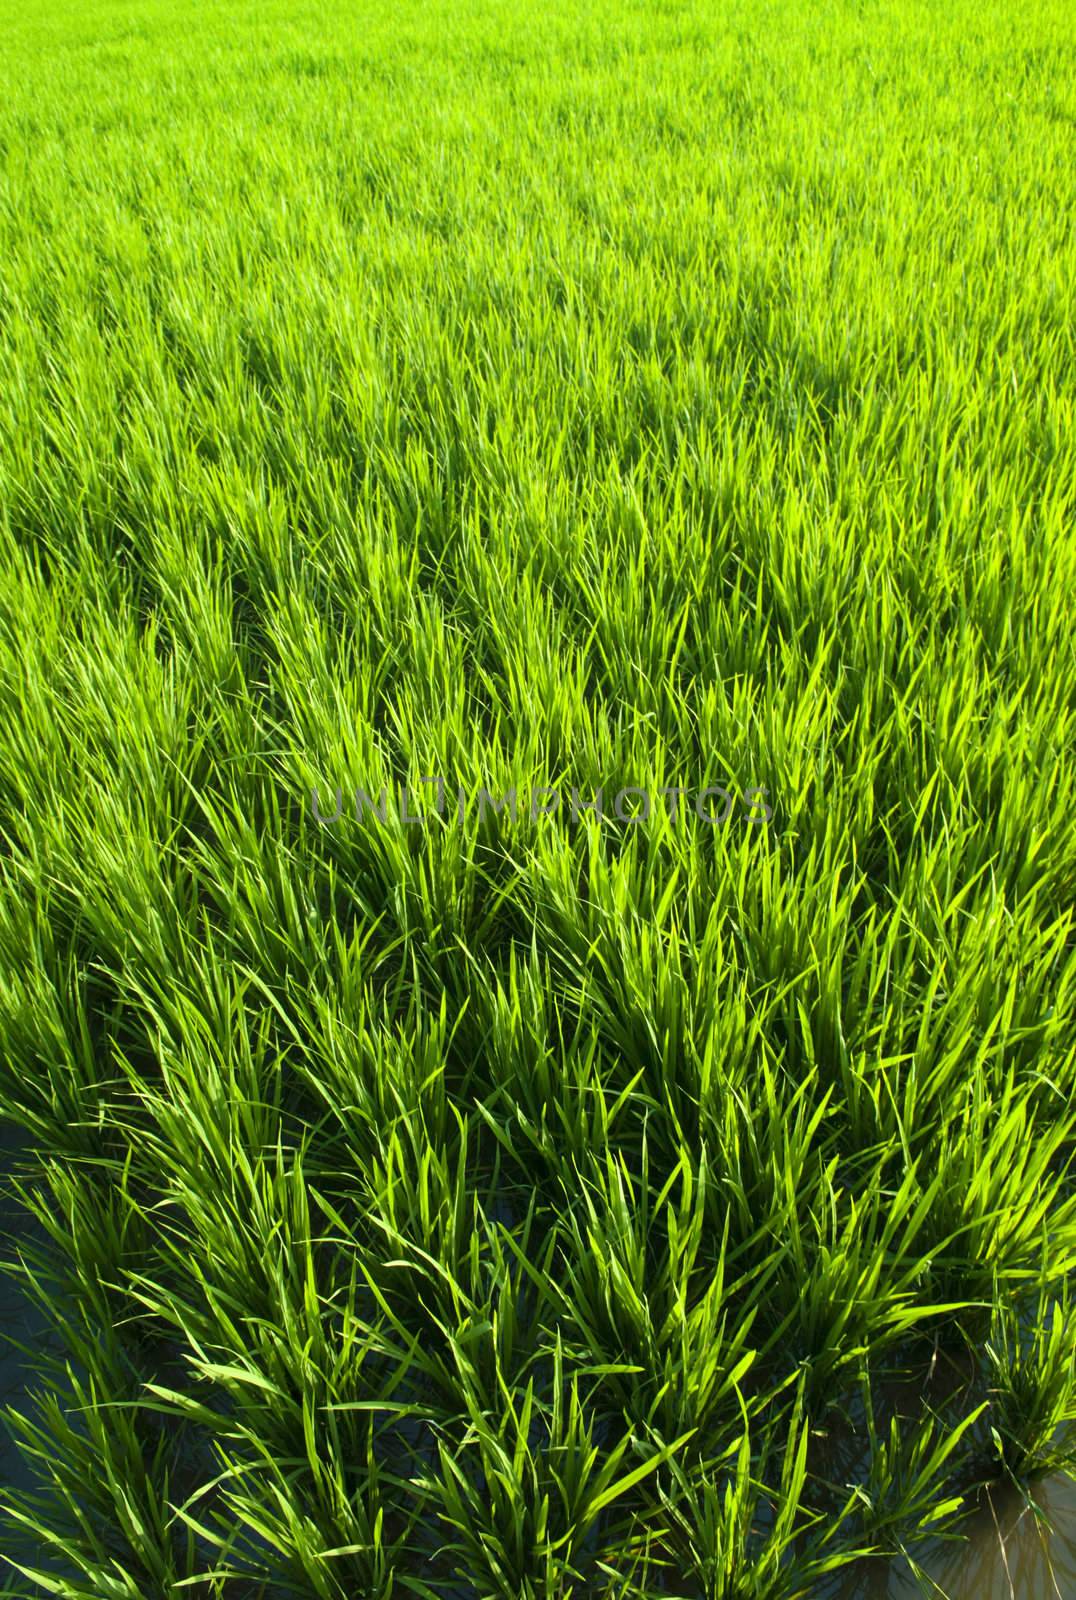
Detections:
0,1120,66,1594
833,1471,1076,1598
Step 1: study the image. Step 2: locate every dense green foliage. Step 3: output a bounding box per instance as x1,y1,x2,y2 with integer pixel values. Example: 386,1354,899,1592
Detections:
1,0,1075,1594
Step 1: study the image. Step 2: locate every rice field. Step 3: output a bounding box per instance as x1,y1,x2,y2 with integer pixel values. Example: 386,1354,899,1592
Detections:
0,0,1075,1594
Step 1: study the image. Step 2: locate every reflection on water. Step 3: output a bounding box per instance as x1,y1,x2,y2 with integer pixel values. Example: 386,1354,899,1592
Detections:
828,1471,1076,1599
905,1474,1076,1600
801,1329,1076,1600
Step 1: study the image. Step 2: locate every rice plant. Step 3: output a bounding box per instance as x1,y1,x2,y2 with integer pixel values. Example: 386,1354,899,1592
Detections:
0,0,1074,1594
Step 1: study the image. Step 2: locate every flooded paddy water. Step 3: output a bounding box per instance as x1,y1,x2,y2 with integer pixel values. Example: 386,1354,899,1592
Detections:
845,1471,1076,1598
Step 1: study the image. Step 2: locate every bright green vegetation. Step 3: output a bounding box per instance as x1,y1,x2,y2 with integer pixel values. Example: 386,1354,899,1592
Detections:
1,0,1075,1594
